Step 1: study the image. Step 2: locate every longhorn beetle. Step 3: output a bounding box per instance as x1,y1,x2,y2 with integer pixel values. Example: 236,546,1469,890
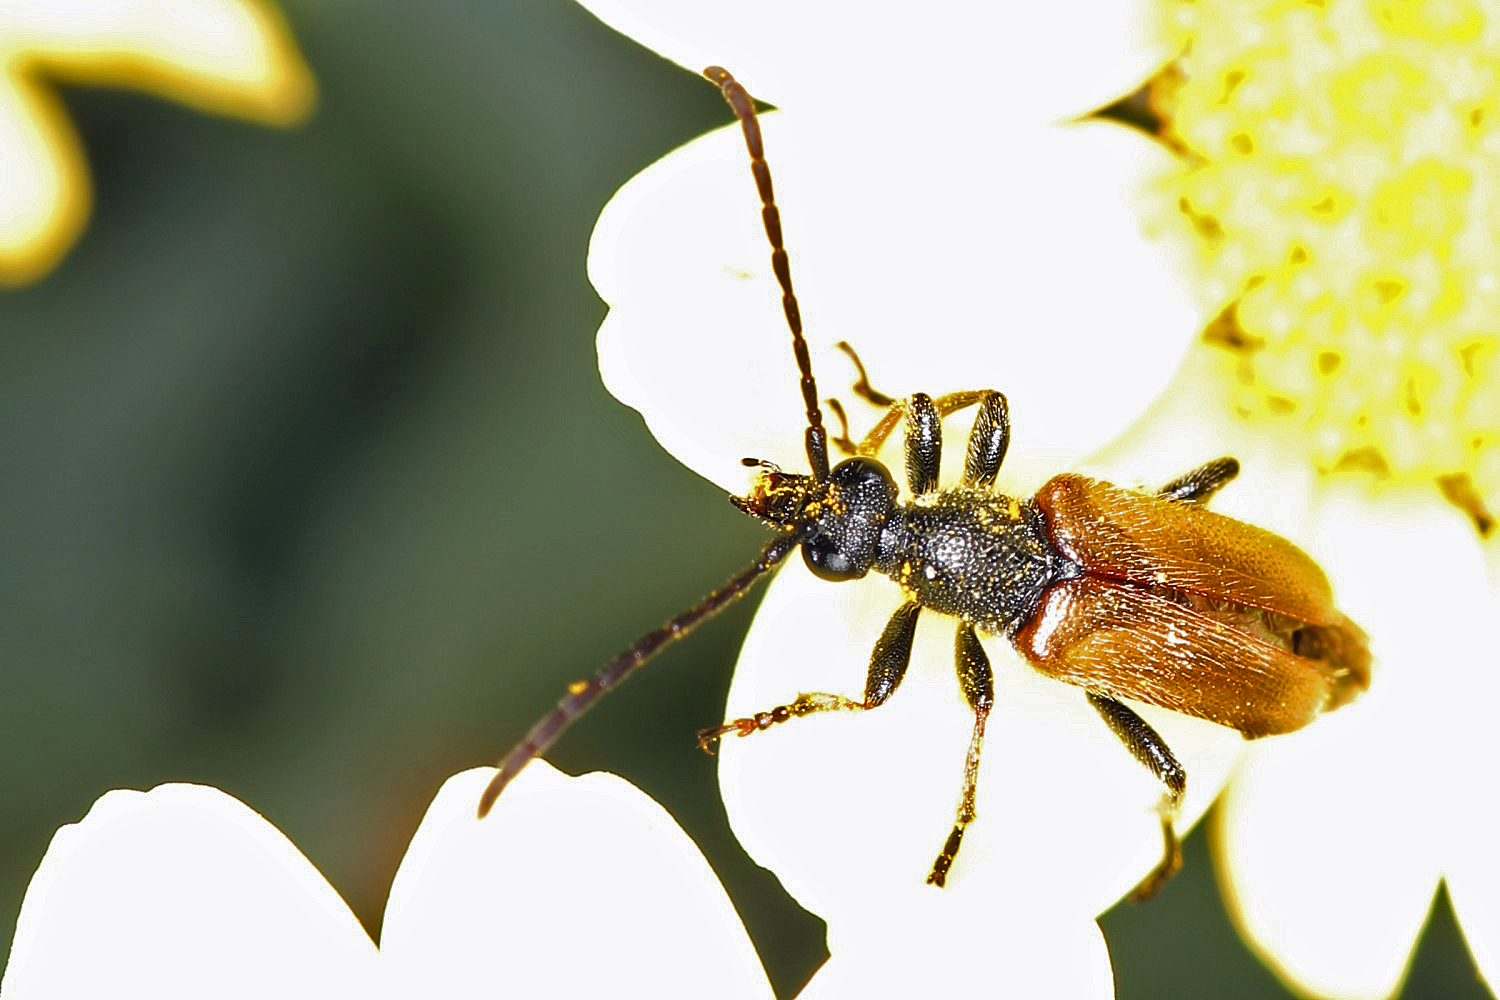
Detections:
478,66,1371,894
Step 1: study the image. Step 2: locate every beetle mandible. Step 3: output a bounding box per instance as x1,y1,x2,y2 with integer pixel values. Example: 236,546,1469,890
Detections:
478,66,1371,895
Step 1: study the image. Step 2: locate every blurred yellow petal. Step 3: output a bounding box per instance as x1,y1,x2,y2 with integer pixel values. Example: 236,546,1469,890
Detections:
0,0,314,285
0,71,87,285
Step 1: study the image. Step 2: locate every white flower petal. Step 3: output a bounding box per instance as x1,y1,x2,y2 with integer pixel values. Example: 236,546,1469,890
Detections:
1216,493,1487,1000
716,557,1243,928
1087,349,1332,547
574,0,1171,122
593,112,1198,494
381,764,773,999
799,907,1114,999
593,123,802,493
1441,565,1500,996
1,784,376,999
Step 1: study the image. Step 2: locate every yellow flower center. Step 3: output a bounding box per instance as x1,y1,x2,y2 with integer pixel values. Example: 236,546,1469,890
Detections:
1152,0,1499,534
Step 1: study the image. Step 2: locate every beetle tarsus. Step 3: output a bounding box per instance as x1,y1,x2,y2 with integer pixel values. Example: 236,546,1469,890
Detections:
697,692,865,753
826,397,858,455
927,826,966,887
1127,810,1183,902
836,340,897,407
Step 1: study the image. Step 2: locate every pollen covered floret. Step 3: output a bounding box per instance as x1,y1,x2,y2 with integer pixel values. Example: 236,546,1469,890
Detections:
1152,0,1500,524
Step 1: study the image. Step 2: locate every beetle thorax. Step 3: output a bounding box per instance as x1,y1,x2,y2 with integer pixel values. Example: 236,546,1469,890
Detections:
875,489,1067,637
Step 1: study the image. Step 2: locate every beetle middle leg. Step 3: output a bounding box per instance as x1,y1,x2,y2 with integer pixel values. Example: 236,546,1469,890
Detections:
927,622,995,887
697,601,922,748
1086,692,1187,901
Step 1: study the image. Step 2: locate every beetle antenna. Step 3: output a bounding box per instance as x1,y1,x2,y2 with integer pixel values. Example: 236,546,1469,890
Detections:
704,66,829,482
477,529,804,816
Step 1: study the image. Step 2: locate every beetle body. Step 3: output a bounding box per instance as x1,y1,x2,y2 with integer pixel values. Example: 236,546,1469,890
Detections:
741,454,1369,740
884,489,1065,636
480,66,1370,894
713,376,1370,889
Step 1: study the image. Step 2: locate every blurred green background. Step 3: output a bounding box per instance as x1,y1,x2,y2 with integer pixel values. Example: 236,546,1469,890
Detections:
0,2,1487,996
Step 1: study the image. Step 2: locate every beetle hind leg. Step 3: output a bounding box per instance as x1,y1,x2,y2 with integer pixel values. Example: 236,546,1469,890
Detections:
1086,692,1187,901
1136,801,1184,903
928,623,996,887
1158,456,1240,505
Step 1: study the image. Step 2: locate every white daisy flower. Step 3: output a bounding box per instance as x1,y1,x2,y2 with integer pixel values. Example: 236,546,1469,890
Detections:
1149,2,1500,996
569,0,1262,993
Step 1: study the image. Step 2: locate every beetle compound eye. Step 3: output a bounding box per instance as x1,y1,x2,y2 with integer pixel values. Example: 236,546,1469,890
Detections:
802,532,867,581
829,456,896,497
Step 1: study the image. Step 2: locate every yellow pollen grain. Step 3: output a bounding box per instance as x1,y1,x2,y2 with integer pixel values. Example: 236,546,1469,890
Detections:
1152,0,1500,521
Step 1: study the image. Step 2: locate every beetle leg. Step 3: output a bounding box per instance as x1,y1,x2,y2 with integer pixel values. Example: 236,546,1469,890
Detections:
928,623,996,887
835,340,897,407
697,601,921,749
897,390,1009,497
961,391,1011,489
856,390,992,459
905,393,943,495
826,397,858,456
1157,457,1240,505
1085,692,1186,901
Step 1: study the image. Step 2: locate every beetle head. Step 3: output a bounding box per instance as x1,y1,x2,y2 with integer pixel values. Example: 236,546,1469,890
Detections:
733,456,898,582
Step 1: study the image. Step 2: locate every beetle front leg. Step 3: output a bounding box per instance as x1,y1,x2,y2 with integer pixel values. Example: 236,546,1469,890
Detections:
697,601,921,749
835,340,897,407
1086,692,1187,901
855,390,991,460
905,393,943,496
893,388,1008,498
825,397,859,456
928,623,996,887
961,391,1010,488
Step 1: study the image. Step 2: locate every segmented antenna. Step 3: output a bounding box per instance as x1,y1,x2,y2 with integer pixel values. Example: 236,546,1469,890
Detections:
477,530,802,816
476,68,826,817
704,66,829,482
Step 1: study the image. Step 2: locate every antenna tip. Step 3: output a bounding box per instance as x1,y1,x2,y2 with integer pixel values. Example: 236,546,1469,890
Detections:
476,778,502,818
